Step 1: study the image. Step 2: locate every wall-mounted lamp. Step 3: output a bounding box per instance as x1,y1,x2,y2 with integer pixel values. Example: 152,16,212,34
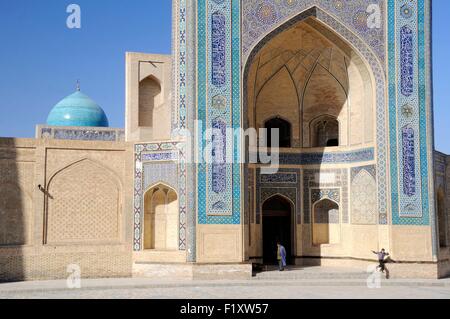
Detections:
38,185,53,199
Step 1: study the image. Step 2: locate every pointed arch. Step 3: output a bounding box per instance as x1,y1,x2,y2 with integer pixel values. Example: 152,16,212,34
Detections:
312,198,340,245
312,196,340,209
264,117,292,148
144,181,178,196
351,169,378,225
262,194,295,264
243,7,383,75
309,114,340,148
262,193,295,210
45,158,122,245
139,75,162,128
243,6,387,222
47,158,123,190
143,183,179,250
255,66,299,146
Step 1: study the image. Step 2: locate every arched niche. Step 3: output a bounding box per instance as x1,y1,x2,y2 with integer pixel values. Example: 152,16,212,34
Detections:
45,159,122,245
139,75,161,128
143,183,179,251
312,198,340,246
264,117,292,148
309,115,340,147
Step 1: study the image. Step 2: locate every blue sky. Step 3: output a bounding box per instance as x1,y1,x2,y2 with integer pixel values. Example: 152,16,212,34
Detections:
0,1,449,153
0,0,172,136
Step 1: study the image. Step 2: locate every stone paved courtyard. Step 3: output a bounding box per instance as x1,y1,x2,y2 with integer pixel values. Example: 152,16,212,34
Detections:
1,268,450,299
1,282,450,299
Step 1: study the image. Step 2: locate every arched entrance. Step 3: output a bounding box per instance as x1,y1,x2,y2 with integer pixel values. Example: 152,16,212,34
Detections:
262,195,293,265
242,6,386,263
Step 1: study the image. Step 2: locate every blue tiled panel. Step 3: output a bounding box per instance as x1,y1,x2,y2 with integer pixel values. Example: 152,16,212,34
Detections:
400,26,414,97
388,0,431,225
133,142,187,251
211,12,226,86
252,148,374,166
402,127,416,197
211,118,227,194
241,0,386,66
197,0,241,225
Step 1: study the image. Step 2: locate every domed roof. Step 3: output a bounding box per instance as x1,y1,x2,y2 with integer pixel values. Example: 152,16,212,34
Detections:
47,90,109,127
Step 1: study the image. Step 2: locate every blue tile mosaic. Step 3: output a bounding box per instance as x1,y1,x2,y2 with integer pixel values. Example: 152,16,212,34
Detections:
197,0,241,225
253,148,375,166
400,25,414,97
211,12,226,87
134,142,187,251
402,126,416,197
256,168,301,225
388,0,432,225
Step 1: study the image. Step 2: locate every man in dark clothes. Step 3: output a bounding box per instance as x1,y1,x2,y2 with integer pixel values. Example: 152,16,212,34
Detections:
372,248,390,273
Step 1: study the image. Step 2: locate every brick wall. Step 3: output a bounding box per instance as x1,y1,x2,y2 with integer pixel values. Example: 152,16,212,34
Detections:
0,138,134,282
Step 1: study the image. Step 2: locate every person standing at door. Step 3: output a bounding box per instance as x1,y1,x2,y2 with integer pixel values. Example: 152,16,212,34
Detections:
277,241,287,271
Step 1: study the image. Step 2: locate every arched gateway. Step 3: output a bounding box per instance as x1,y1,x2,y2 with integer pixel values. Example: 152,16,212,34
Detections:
243,6,382,265
164,0,437,276
262,195,294,265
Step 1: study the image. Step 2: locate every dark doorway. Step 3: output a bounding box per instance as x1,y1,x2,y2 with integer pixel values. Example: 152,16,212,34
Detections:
311,116,339,147
326,139,339,147
262,196,293,265
264,118,291,148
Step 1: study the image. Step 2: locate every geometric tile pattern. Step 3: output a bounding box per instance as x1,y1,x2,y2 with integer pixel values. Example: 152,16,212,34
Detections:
312,194,341,224
241,0,386,66
252,148,375,166
388,0,431,225
133,142,187,251
143,161,179,193
303,169,348,224
197,0,241,225
173,0,186,130
311,188,340,206
175,0,197,261
351,166,378,225
256,168,301,225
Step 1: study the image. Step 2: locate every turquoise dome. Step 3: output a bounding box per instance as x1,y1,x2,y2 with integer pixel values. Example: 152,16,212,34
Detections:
47,91,109,127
